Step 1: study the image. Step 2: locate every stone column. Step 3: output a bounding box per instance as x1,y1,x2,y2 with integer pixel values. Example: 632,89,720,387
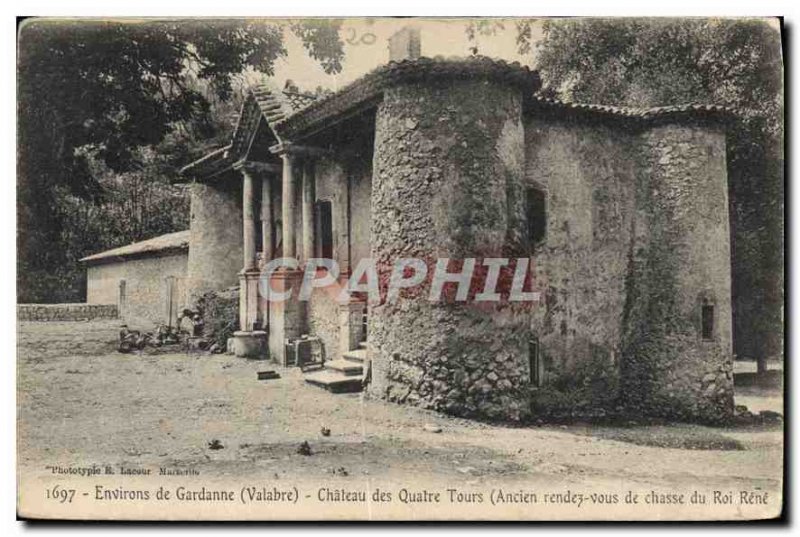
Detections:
241,167,257,271
264,149,306,364
301,159,316,262
281,153,297,260
261,175,273,262
234,163,266,357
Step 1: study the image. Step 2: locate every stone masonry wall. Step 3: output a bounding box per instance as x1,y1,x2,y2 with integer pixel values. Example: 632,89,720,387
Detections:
305,140,373,360
305,156,351,361
86,252,188,329
312,156,350,267
186,178,243,305
622,123,733,422
18,303,118,321
369,79,531,421
349,154,373,269
307,286,341,361
523,118,639,414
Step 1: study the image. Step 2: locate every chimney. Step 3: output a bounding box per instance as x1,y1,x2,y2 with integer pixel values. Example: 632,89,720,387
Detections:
284,79,299,93
388,26,421,62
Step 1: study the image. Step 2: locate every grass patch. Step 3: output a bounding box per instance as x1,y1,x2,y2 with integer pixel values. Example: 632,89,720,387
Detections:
571,424,745,451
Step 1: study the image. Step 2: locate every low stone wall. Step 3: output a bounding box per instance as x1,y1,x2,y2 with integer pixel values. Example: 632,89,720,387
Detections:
18,304,118,322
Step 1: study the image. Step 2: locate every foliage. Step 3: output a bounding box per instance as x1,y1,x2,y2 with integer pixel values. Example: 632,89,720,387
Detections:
56,151,192,302
290,20,345,74
533,19,781,128
464,20,505,55
530,350,620,417
18,19,345,302
196,289,239,349
527,18,784,367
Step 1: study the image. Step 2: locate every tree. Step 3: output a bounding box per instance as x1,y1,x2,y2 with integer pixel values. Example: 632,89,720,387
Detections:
526,18,784,373
17,18,344,302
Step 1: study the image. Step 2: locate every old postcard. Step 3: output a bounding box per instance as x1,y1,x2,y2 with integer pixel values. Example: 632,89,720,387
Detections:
16,16,784,521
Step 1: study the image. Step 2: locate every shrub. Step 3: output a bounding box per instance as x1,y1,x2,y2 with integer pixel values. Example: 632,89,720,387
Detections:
530,348,620,418
196,288,239,348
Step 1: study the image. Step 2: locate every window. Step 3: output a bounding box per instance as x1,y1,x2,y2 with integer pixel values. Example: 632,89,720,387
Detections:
316,200,334,259
701,302,714,340
527,187,546,251
529,336,542,387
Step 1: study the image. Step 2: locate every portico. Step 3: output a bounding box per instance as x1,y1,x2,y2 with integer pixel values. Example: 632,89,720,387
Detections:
233,139,341,360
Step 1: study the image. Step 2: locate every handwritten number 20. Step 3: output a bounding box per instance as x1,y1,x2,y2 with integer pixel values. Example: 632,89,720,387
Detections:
345,28,377,46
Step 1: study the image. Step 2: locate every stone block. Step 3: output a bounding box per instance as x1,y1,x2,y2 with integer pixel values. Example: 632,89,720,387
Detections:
233,330,267,359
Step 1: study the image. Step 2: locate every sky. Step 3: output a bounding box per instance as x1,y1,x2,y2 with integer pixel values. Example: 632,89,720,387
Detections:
266,18,543,93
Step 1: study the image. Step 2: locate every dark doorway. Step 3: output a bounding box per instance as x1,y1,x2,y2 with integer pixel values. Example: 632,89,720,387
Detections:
529,336,542,386
317,200,334,259
527,187,546,251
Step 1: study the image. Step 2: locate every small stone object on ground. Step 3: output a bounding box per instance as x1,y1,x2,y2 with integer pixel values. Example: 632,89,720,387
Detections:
297,441,312,456
330,466,348,476
320,426,331,437
226,338,235,354
257,370,280,380
423,424,442,433
734,404,754,419
759,410,783,423
533,462,569,474
118,326,144,353
208,439,224,450
187,336,209,351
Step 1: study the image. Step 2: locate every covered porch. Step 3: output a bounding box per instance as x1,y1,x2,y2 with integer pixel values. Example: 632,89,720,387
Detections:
181,82,375,366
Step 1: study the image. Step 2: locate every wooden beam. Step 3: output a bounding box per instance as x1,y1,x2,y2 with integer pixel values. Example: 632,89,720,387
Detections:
269,141,332,158
233,160,282,174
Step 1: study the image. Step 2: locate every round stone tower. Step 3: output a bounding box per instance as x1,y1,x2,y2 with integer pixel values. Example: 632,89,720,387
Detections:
622,120,734,422
368,59,539,421
186,179,243,305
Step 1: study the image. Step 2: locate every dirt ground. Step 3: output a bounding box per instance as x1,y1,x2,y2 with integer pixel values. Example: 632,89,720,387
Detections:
17,320,784,520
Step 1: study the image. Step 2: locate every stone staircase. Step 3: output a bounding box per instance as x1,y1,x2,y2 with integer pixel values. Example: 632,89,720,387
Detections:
304,341,368,393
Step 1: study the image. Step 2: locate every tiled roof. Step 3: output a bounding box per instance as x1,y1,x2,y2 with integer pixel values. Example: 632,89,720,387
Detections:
274,55,541,138
80,230,190,264
182,56,540,179
250,85,317,127
181,56,734,180
527,97,736,124
181,84,317,179
282,90,318,112
178,144,234,179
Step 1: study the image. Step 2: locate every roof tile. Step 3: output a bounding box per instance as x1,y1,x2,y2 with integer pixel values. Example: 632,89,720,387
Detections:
80,230,190,264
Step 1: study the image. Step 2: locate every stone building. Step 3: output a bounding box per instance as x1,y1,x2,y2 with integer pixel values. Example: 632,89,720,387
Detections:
173,49,735,423
84,32,736,422
82,230,189,328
